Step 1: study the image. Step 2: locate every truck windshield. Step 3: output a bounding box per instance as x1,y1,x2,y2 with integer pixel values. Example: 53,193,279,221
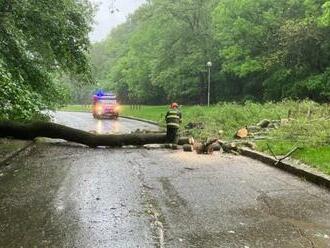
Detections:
99,99,116,104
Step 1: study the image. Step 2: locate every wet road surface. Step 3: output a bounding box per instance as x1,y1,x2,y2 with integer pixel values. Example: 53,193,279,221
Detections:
0,112,330,247
54,111,159,134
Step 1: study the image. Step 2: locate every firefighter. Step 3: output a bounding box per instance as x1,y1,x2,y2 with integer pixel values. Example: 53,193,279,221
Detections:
165,102,182,143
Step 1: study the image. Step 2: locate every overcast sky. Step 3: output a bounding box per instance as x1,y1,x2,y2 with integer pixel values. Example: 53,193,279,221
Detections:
89,0,146,42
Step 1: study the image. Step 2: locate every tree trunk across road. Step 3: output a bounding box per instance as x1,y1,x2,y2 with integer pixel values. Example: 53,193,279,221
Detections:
0,121,168,147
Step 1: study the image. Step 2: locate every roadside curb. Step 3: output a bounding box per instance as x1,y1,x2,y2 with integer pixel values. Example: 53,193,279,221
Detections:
239,147,330,189
119,115,159,126
0,140,34,167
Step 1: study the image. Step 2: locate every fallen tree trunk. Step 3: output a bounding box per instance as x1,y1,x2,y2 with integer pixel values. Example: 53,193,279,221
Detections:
0,121,168,148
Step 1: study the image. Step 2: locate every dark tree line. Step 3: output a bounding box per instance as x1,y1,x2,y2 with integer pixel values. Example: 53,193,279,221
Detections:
91,0,330,104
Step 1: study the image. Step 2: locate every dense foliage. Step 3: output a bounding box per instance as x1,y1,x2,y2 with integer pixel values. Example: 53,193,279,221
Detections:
91,0,330,104
0,0,93,119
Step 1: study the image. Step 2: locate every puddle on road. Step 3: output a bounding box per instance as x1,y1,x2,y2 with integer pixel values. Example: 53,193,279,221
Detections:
94,120,121,134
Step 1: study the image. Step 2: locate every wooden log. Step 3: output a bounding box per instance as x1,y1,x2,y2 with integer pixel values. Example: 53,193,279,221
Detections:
235,128,249,139
221,142,238,153
257,119,270,128
0,121,167,148
178,137,195,145
204,138,219,154
193,142,204,154
211,142,221,151
205,138,218,147
183,144,193,152
192,138,220,154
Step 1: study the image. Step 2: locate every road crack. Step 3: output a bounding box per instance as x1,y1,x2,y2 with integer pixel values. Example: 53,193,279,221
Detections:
129,156,166,248
292,224,316,248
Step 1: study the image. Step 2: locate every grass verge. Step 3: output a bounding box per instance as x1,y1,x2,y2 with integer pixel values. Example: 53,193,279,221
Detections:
60,105,92,112
257,141,330,175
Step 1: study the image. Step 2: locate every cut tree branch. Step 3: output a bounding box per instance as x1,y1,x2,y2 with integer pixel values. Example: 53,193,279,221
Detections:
267,143,301,165
275,147,301,165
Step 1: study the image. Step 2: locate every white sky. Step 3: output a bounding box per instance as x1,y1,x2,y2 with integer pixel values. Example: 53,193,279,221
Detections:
89,0,146,42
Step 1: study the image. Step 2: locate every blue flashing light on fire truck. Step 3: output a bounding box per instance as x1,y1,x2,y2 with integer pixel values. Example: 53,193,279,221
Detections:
92,91,120,119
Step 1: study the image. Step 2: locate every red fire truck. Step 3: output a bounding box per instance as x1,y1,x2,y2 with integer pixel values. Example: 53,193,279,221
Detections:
92,91,120,119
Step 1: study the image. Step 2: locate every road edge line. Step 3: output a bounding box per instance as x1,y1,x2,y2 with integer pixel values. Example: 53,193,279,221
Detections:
239,147,330,190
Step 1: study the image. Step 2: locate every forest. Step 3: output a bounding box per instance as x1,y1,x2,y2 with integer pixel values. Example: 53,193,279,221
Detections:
1,0,330,119
90,0,330,105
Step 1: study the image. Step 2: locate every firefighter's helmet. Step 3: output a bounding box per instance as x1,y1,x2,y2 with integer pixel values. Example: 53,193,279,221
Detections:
171,102,178,108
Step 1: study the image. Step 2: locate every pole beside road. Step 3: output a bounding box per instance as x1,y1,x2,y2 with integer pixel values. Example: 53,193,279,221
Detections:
207,61,212,107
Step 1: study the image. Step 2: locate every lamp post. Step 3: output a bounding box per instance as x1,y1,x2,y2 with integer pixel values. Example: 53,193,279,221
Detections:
206,61,212,107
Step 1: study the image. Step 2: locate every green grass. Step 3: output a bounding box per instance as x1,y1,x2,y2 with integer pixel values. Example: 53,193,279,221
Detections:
295,147,330,174
120,105,168,122
60,105,92,112
257,141,330,174
60,101,330,175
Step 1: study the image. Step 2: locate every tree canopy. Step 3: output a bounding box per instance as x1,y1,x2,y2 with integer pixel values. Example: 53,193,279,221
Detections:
0,0,94,119
2,0,330,115
91,0,330,104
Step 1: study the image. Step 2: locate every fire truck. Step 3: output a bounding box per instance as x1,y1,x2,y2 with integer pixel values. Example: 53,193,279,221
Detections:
92,91,120,119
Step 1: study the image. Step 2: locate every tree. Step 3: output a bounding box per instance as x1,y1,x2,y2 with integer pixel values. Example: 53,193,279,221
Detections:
91,0,220,104
320,1,330,26
213,0,330,101
0,0,94,119
91,0,330,104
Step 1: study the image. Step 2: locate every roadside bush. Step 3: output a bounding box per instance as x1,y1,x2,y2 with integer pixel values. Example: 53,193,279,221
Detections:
289,69,330,102
0,60,71,120
0,66,44,120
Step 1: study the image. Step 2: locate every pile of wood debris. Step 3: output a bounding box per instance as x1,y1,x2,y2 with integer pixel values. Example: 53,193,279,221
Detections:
235,118,291,140
179,118,293,155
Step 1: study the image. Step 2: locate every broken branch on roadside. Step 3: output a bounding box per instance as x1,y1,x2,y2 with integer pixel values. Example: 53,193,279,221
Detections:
266,143,301,165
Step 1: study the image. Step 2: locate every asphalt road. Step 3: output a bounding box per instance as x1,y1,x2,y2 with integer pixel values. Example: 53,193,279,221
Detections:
54,111,160,134
0,112,329,247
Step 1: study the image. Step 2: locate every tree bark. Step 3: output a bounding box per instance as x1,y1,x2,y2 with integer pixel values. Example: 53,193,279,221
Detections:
0,121,168,148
